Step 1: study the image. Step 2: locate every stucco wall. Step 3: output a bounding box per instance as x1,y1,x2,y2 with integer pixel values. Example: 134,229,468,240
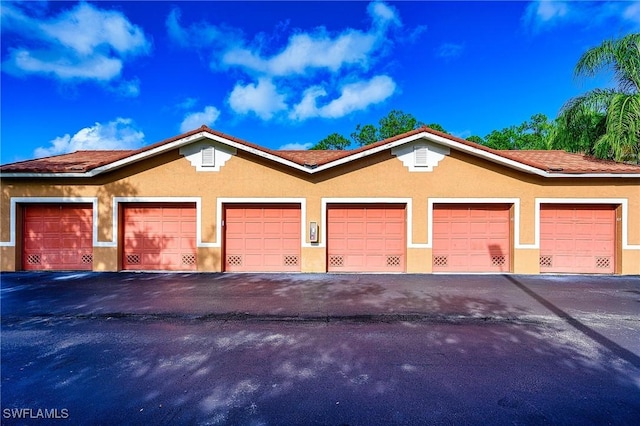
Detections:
1,145,639,274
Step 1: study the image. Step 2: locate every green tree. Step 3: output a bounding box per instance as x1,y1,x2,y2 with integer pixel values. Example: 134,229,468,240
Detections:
425,123,447,133
351,110,423,146
379,110,421,140
310,133,350,150
482,114,554,150
550,106,607,155
350,124,378,146
558,33,640,162
466,135,485,144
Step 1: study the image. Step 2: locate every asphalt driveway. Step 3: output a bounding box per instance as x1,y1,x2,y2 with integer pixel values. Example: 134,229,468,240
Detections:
1,272,639,425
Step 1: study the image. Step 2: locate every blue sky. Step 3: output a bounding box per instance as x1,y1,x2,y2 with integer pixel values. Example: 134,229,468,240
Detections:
1,1,639,164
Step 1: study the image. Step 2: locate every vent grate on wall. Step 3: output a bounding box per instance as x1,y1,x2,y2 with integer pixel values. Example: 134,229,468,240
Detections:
433,255,448,267
539,256,552,268
386,255,401,267
126,254,141,264
283,255,299,267
26,254,41,265
227,255,242,266
81,254,93,264
491,255,506,267
329,255,344,267
414,145,429,166
595,257,611,269
182,254,196,266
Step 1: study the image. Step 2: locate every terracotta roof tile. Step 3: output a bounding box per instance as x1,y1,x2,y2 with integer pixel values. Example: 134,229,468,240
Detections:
273,150,352,166
0,150,134,173
498,150,640,173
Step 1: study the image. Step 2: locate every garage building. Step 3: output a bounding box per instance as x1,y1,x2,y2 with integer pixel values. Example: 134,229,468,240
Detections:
1,126,639,274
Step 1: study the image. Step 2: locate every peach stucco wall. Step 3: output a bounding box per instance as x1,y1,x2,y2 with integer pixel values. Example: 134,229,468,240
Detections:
1,146,639,274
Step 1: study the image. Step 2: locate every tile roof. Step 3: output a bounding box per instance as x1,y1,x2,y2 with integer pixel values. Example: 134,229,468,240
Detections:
1,125,639,176
0,150,134,173
497,150,640,173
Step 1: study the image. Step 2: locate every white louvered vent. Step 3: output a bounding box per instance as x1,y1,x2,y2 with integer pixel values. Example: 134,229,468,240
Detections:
202,146,215,167
414,145,428,167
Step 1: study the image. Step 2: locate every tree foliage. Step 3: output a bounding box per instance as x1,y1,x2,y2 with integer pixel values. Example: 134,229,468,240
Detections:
351,110,423,146
557,33,640,162
425,123,447,133
310,133,350,150
482,113,553,150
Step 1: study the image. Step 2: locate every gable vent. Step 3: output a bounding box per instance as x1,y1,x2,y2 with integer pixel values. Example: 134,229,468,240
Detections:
414,145,428,167
202,146,215,167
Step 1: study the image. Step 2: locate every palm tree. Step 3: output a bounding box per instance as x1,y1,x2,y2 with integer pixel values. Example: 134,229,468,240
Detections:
557,33,639,163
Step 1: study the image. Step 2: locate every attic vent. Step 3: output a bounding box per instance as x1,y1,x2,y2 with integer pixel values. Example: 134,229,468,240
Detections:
414,145,428,167
202,146,215,167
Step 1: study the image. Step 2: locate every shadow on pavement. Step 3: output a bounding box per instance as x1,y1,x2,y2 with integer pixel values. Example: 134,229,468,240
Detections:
503,274,640,369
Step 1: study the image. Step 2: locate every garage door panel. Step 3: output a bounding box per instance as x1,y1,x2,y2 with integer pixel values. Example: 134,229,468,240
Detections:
348,239,365,250
433,204,511,272
245,210,262,218
23,204,93,271
327,204,406,272
540,205,615,273
264,222,283,234
366,238,384,251
224,205,301,272
385,222,404,234
123,204,197,271
282,239,299,250
366,222,384,234
282,222,299,234
347,222,365,234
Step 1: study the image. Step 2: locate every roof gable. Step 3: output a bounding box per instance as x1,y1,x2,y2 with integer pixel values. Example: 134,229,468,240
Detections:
2,125,640,178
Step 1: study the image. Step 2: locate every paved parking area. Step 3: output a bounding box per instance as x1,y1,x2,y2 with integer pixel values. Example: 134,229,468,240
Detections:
1,273,639,424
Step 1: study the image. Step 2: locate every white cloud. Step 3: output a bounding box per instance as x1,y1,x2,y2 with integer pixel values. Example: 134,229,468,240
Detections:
114,79,141,98
165,7,242,51
623,2,640,25
2,2,149,90
524,0,640,31
7,48,122,81
223,29,378,76
180,106,221,133
39,3,149,56
228,78,287,120
168,1,406,122
437,43,464,59
290,75,396,120
177,97,198,110
368,1,401,29
220,1,400,78
34,118,145,157
278,142,313,150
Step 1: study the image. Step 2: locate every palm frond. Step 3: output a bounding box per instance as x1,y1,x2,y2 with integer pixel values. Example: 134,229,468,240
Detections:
575,33,640,94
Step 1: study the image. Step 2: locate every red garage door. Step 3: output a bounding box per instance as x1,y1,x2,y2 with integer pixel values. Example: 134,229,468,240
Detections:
540,205,615,274
123,203,197,271
224,204,301,272
23,204,93,271
327,204,406,272
433,204,511,272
